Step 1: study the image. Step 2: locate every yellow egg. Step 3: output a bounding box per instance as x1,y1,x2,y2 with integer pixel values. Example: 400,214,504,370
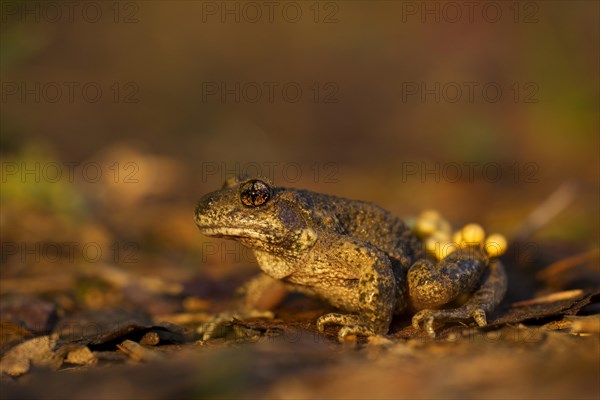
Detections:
415,217,437,237
484,234,508,258
431,230,451,242
415,209,450,238
419,209,441,222
461,223,485,245
437,219,452,235
435,241,459,260
424,237,439,254
452,230,464,246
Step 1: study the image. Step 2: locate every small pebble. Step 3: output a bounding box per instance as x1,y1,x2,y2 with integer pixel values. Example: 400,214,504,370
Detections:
140,331,161,346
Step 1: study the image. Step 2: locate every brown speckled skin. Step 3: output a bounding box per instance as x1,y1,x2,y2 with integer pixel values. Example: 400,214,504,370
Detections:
194,178,507,341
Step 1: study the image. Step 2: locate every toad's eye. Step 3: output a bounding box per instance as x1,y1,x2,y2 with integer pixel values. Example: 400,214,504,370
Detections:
240,179,271,207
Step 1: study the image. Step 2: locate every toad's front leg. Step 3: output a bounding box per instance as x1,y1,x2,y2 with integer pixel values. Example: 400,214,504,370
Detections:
197,273,281,340
315,239,397,342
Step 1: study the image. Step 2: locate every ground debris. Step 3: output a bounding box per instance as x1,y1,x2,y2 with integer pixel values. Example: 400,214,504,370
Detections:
117,339,164,362
65,346,96,366
566,315,600,334
0,321,33,349
489,289,599,326
84,263,183,295
0,294,57,334
0,334,63,377
54,309,189,349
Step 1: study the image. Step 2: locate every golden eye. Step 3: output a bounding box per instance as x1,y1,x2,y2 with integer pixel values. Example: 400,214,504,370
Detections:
240,179,271,207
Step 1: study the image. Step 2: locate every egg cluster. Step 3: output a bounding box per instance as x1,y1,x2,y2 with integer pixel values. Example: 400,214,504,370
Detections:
413,210,508,261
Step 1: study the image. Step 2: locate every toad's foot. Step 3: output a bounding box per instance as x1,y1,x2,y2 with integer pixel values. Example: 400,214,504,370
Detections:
410,259,507,338
198,309,274,341
411,306,487,338
317,313,379,342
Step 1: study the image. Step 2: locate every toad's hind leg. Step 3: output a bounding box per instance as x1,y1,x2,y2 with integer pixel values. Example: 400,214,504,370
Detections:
408,249,507,337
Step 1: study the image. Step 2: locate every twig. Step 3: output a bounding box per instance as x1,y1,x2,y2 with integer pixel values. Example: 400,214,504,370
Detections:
513,182,578,241
537,248,600,280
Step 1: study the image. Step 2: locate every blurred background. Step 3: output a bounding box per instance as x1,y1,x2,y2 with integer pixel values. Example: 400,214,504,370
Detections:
1,1,599,398
1,0,598,302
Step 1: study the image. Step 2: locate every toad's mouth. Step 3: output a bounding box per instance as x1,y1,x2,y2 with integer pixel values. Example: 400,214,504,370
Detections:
199,227,252,238
198,226,281,243
194,213,250,239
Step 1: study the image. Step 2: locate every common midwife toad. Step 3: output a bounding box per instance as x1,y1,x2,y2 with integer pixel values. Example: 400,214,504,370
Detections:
194,177,507,341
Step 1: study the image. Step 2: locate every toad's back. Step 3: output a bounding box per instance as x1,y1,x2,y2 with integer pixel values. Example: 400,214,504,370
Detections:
282,188,423,269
